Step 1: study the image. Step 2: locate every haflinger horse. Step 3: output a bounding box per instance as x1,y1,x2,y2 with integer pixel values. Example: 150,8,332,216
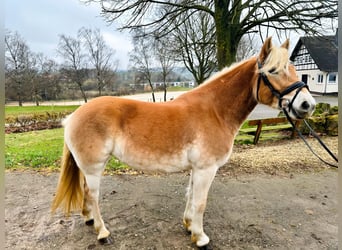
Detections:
51,37,315,248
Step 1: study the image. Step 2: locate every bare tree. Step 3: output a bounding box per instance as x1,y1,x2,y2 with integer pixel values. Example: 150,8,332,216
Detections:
79,27,118,96
5,30,35,106
35,54,61,102
85,0,337,69
129,30,156,102
236,35,258,62
153,37,175,101
57,34,88,103
170,11,216,85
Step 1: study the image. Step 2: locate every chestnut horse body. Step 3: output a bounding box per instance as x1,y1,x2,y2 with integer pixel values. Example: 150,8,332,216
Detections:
52,38,315,247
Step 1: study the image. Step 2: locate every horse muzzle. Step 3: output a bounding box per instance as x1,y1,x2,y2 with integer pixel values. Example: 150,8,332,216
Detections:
283,91,316,119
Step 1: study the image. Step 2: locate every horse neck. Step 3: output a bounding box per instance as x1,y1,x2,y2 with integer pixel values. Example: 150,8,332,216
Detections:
198,58,258,131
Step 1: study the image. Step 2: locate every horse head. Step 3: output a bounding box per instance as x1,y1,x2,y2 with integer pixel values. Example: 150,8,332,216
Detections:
255,37,316,119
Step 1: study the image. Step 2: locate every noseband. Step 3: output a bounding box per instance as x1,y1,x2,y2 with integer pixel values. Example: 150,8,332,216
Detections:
256,61,308,112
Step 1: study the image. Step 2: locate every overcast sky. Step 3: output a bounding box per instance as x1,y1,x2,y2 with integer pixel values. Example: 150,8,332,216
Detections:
5,1,337,70
5,0,133,69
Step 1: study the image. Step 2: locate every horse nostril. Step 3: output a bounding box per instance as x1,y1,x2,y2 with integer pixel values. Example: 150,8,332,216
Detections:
301,101,310,110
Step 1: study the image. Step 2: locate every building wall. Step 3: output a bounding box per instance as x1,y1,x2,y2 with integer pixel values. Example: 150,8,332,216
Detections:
292,44,338,94
296,70,338,94
325,72,338,93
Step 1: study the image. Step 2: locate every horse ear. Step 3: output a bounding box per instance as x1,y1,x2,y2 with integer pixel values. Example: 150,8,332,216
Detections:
259,37,273,63
281,39,289,49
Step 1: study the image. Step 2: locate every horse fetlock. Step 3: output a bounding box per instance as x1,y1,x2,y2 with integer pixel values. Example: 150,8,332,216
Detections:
183,218,192,232
83,212,94,225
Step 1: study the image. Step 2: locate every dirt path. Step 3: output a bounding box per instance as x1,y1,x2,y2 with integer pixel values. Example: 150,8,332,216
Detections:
5,171,337,250
5,137,338,249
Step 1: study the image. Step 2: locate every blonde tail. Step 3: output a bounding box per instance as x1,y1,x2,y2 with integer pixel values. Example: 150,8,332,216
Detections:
51,143,84,216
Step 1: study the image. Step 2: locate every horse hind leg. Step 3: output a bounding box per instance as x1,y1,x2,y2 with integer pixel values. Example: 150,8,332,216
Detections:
82,178,94,226
82,172,111,243
183,171,193,233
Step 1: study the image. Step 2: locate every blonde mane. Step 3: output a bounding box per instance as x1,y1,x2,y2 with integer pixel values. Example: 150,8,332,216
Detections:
259,45,290,75
198,59,251,87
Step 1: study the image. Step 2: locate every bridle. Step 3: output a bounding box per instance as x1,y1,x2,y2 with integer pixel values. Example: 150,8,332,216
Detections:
256,61,308,113
256,61,338,167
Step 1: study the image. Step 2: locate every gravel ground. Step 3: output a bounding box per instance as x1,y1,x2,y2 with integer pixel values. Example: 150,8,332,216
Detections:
5,136,338,249
224,136,338,176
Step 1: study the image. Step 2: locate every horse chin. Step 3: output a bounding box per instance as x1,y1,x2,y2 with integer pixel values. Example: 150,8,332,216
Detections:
288,108,311,120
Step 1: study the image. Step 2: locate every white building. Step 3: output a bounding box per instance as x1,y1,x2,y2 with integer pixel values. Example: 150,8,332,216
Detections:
290,32,338,95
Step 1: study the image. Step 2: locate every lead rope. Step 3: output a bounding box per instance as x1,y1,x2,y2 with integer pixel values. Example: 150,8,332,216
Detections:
282,108,338,168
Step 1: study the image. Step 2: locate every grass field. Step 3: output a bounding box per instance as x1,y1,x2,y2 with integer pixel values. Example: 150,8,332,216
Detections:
5,128,129,172
167,86,192,91
5,129,64,170
5,105,79,116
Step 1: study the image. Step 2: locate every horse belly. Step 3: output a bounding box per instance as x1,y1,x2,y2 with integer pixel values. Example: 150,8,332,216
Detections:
121,150,191,173
110,135,191,172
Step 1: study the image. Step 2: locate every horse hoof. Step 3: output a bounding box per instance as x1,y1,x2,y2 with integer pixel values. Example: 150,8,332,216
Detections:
85,219,94,226
98,237,112,245
198,244,211,250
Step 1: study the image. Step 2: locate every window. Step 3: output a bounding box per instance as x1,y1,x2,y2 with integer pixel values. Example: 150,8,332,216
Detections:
328,73,337,84
317,74,324,84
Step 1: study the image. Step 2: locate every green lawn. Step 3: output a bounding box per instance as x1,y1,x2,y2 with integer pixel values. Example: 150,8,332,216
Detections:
167,86,192,91
5,128,129,172
5,129,64,170
5,105,79,116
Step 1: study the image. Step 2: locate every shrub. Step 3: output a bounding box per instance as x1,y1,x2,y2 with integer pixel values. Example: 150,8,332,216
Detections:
300,103,338,136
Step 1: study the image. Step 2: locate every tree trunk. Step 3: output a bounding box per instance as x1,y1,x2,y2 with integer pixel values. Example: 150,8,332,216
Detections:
18,94,23,106
77,82,88,103
148,80,156,102
17,81,23,106
163,82,167,102
214,0,241,69
97,73,102,96
151,91,156,102
98,85,102,96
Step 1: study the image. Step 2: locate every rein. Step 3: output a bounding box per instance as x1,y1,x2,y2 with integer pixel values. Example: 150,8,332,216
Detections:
256,61,338,168
282,108,338,168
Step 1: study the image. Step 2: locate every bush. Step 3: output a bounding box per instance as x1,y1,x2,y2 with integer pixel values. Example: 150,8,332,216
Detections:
300,103,338,136
5,111,73,133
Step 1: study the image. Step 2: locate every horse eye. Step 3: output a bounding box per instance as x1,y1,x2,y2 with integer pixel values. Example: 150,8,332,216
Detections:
268,67,277,74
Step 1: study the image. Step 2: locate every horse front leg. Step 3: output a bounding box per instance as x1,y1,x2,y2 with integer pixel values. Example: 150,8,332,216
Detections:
186,166,218,247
